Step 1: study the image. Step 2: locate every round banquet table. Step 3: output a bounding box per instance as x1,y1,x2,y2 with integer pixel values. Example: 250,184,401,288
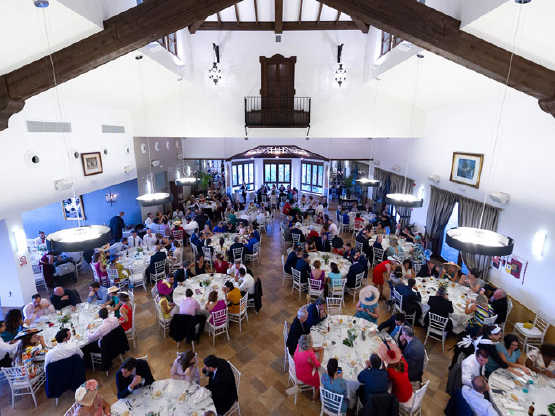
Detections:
111,379,216,416
309,315,393,408
205,233,248,260
117,248,152,279
172,273,239,310
489,368,555,416
286,251,350,278
299,224,322,236
412,276,476,333
367,234,414,253
348,212,376,228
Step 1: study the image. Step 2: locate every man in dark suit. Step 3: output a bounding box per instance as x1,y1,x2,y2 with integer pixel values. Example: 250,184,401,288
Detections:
356,228,373,259
50,287,80,311
315,233,331,252
425,286,454,332
109,211,125,243
346,251,366,288
489,288,508,324
145,245,167,280
228,236,246,262
203,355,238,415
284,246,302,274
343,243,356,263
116,357,155,399
286,307,310,355
377,312,407,342
306,296,327,329
399,326,426,382
290,223,306,243
190,229,203,251
396,278,422,322
194,210,208,230
417,260,440,278
295,253,311,284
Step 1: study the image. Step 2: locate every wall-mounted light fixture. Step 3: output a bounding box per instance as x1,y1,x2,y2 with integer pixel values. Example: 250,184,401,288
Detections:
334,44,347,87
106,191,117,206
13,228,27,255
427,175,440,183
208,43,222,85
532,230,546,259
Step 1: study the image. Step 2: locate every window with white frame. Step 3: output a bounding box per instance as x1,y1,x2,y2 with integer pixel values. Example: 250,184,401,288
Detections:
301,162,324,194
231,162,254,189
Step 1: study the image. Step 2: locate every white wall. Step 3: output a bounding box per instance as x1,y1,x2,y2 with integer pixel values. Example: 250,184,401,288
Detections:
0,93,136,221
374,87,555,316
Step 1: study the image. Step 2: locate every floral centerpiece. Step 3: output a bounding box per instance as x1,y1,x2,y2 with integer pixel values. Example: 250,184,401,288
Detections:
322,254,331,265
201,279,212,288
137,247,143,253
342,327,358,347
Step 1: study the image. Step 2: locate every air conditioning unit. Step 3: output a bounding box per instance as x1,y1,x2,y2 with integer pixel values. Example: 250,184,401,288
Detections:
54,179,74,191
489,192,510,204
427,175,440,183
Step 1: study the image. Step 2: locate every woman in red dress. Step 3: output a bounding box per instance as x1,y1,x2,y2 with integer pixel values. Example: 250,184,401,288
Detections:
294,334,324,399
378,340,414,405
214,253,229,274
372,257,396,300
118,292,133,332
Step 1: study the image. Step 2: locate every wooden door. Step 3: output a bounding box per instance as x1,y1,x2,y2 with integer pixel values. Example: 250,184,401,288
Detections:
260,54,296,110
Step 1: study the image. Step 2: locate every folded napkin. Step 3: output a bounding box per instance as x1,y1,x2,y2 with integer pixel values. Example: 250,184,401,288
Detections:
498,398,525,411
194,387,210,403
490,374,514,390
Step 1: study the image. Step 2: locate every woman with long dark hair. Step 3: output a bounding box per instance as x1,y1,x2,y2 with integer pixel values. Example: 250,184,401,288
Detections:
171,350,200,383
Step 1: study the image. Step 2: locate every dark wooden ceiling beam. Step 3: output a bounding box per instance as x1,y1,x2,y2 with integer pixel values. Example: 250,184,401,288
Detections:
298,0,303,25
217,12,222,25
253,0,259,25
234,3,241,25
316,3,323,25
335,11,341,25
0,0,238,130
275,0,283,34
352,18,369,34
188,19,205,34
197,21,359,31
320,0,555,116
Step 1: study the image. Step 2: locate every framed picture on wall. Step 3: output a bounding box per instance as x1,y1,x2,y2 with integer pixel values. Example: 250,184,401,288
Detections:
61,196,86,220
81,152,103,176
449,152,484,188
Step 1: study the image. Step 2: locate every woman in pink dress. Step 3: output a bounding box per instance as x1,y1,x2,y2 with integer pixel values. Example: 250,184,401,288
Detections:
92,252,109,287
294,334,324,399
74,379,111,416
205,291,226,325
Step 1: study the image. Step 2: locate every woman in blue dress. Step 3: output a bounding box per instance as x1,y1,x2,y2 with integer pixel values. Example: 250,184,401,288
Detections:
320,358,349,413
354,285,380,324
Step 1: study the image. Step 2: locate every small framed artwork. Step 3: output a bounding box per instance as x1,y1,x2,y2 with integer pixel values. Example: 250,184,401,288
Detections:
450,152,484,188
61,196,86,220
81,152,103,176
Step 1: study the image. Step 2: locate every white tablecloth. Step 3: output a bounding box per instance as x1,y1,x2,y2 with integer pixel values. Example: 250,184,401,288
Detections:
306,252,350,278
348,212,376,228
117,249,151,278
173,273,238,310
111,379,216,416
489,368,555,416
413,276,476,333
368,235,413,253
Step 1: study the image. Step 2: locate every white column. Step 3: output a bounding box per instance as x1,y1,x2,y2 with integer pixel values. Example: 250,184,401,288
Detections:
0,215,37,308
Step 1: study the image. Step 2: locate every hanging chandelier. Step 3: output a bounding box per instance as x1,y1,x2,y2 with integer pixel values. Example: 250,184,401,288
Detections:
334,44,347,87
208,44,222,85
47,225,111,252
356,178,380,187
446,227,514,256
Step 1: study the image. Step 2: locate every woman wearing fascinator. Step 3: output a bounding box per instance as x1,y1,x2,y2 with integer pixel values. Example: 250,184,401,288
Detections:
74,379,111,416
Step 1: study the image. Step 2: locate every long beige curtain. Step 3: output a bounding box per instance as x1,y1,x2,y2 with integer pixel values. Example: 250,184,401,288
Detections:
373,168,416,225
425,186,459,253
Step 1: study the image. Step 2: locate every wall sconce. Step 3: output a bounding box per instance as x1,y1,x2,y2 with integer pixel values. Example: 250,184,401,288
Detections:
489,192,510,204
334,44,347,87
208,43,222,85
106,191,117,206
392,165,401,172
13,228,27,255
532,230,546,259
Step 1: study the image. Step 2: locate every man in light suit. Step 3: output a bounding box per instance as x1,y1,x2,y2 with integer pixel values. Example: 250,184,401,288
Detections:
399,325,426,383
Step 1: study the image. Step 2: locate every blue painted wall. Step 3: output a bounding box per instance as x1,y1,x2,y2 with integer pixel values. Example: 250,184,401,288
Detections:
22,179,142,237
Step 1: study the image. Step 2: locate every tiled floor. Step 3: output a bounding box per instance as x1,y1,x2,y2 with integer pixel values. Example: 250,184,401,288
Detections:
1,216,455,416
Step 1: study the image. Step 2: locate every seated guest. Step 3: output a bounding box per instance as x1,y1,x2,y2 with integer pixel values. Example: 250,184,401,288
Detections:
356,228,372,259
158,293,176,320
354,285,380,324
142,228,157,248
305,237,317,253
328,262,342,285
417,259,439,278
203,355,238,415
307,225,320,240
45,328,83,367
227,259,246,279
118,292,133,332
127,230,142,248
291,223,306,243
461,349,489,387
286,307,310,356
0,320,20,367
315,232,331,252
310,260,326,290
525,343,555,378
378,312,407,341
475,325,520,377
203,224,214,238
293,335,323,400
168,241,183,265
91,252,109,286
441,261,461,282
373,234,383,250
295,253,311,284
213,222,226,233
51,287,80,311
107,238,128,256
74,379,111,416
224,281,242,315
34,230,47,249
343,243,356,262
462,376,498,416
346,251,366,289
104,286,122,318
425,286,454,333
116,357,155,399
401,259,414,279
284,246,302,274
1,309,24,342
195,253,207,275
214,253,229,274
205,291,226,325
489,288,508,324
190,228,203,250
399,325,426,382
465,294,495,337
396,278,422,322
321,358,349,412
357,354,389,404
179,289,200,316
379,340,413,406
386,236,405,258
459,268,485,293
85,308,120,352
237,267,255,298
145,245,167,281
87,281,109,305
23,294,54,322
13,329,46,366
245,233,258,254
496,334,531,376
227,237,245,262
306,296,327,329
171,350,200,384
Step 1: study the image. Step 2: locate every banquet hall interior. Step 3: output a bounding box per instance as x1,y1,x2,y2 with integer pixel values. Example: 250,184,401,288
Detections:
1,0,555,415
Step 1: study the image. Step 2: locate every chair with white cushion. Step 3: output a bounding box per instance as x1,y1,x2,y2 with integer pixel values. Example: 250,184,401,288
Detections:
308,279,324,302
283,320,289,372
2,366,46,409
483,314,498,327
319,386,345,416
228,292,249,332
287,354,314,405
128,266,146,291
373,247,385,266
291,269,308,300
327,297,342,315
244,242,260,266
202,246,214,270
207,308,230,346
150,260,166,284
154,297,171,338
232,247,244,262
225,361,241,416
126,302,137,349
63,403,79,416
344,272,364,303
282,255,293,286
394,289,416,326
328,278,347,307
424,313,450,353
514,310,554,348
399,380,429,416
107,268,121,288
292,233,301,247
32,264,48,291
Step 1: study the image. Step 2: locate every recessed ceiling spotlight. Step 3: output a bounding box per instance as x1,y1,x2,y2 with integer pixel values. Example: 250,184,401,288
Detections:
416,54,424,59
